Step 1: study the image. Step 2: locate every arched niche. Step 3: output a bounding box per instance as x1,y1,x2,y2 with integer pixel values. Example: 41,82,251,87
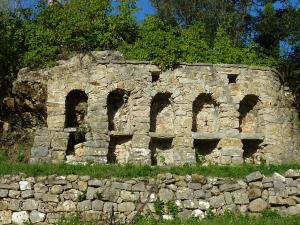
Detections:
150,92,174,134
192,93,219,133
107,89,130,132
65,90,88,128
65,90,88,156
238,95,260,133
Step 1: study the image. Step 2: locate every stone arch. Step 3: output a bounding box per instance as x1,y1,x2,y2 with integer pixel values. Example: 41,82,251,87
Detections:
65,90,88,156
150,92,174,133
192,93,219,132
238,94,260,133
107,89,131,132
65,90,88,128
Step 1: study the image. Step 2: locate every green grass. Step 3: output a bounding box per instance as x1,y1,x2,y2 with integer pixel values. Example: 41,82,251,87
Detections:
0,161,300,179
55,212,300,225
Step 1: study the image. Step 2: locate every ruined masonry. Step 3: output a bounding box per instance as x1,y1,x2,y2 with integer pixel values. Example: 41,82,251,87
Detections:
28,51,299,165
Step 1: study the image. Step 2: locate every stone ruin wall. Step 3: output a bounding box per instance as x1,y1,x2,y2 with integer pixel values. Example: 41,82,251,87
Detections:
27,52,299,165
1,170,300,224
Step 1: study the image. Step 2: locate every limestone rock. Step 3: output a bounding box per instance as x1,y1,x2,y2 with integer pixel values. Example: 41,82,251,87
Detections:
159,188,174,203
22,199,38,210
210,195,226,208
198,200,210,210
12,211,29,224
57,200,76,212
248,198,268,212
118,202,135,212
246,172,263,183
30,211,45,223
232,190,249,204
0,189,8,197
19,181,31,191
192,174,207,184
219,183,240,192
92,200,104,211
176,187,193,200
0,211,12,224
285,169,300,178
273,173,286,183
248,188,262,200
77,200,92,211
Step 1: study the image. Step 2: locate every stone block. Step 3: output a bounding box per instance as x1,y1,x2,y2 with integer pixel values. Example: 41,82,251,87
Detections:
12,211,29,225
0,189,8,197
249,198,268,212
0,211,12,224
232,190,249,204
77,200,92,211
118,202,135,212
22,199,38,210
30,211,45,223
209,195,226,208
159,188,174,203
246,171,263,183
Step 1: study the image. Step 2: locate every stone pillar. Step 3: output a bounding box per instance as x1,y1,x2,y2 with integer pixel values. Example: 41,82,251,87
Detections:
129,93,151,165
218,138,244,165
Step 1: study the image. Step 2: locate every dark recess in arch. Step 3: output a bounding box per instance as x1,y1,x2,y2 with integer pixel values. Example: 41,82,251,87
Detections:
238,94,259,132
192,93,218,132
242,139,263,158
65,90,88,128
150,92,172,132
107,89,130,131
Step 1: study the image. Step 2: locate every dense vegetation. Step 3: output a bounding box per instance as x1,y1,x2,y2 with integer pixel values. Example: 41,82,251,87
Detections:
0,0,299,107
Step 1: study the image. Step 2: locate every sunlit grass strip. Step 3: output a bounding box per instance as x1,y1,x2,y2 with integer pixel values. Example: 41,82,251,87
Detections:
56,211,300,225
1,162,300,178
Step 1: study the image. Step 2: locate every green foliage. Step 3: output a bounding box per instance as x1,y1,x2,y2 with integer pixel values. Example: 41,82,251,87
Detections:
23,0,137,68
77,191,86,202
167,201,179,218
95,191,102,200
123,16,277,69
0,11,27,99
122,16,182,69
208,27,278,66
16,150,26,162
154,199,164,216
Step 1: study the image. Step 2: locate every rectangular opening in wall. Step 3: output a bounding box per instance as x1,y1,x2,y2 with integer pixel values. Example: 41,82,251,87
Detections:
108,135,132,164
151,71,161,82
149,138,173,165
193,139,220,163
66,131,86,156
228,74,238,84
242,139,263,159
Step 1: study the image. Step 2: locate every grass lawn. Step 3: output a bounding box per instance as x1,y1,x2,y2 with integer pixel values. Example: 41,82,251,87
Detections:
56,212,300,225
1,160,300,179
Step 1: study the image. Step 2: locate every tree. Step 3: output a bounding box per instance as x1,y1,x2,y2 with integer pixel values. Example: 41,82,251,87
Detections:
150,0,254,46
23,0,138,67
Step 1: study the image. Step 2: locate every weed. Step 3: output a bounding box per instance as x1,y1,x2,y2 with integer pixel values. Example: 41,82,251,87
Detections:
154,199,164,216
95,191,102,200
77,191,86,202
167,201,179,218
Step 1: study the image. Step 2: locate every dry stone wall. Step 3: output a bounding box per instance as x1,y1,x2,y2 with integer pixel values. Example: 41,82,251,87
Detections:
25,51,299,165
1,170,300,224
